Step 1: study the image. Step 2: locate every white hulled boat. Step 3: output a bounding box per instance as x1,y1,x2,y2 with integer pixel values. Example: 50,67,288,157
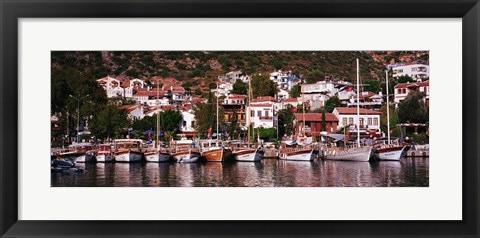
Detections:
374,71,409,161
144,84,171,162
323,59,373,162
58,142,95,163
96,143,114,162
171,136,201,163
231,141,265,162
114,139,143,162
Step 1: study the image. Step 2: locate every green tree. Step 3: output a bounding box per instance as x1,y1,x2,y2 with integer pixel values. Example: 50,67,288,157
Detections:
193,92,225,138
231,79,248,95
251,74,278,98
290,84,301,98
90,104,130,139
278,107,295,137
304,69,325,84
395,75,415,84
364,79,381,93
397,91,428,123
160,110,183,133
324,96,341,113
379,104,400,137
227,110,240,137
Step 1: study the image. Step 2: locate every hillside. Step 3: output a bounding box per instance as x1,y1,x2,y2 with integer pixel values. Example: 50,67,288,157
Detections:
51,51,428,92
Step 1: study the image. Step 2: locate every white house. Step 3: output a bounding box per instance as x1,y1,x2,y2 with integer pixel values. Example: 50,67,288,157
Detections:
332,107,382,132
392,63,429,81
277,89,290,100
96,76,125,98
179,109,196,134
246,96,278,128
120,105,144,120
393,81,429,105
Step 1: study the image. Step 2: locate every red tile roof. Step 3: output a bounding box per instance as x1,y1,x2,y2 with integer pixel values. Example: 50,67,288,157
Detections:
334,107,381,115
394,81,429,89
282,98,298,103
228,94,247,99
249,103,273,107
294,113,338,122
252,96,276,102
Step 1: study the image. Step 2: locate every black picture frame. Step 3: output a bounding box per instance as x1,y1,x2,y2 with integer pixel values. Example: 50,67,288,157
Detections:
1,0,479,237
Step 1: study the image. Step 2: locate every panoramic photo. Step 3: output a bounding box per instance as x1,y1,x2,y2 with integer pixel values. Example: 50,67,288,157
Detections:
51,51,429,187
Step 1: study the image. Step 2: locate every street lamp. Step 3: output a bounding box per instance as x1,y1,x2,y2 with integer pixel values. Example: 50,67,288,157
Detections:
69,94,89,143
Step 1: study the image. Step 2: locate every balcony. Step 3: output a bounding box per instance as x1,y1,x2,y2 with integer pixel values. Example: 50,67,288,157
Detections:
259,116,273,120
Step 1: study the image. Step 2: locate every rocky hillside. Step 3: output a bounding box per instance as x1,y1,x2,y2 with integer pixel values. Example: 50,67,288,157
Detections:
52,51,428,91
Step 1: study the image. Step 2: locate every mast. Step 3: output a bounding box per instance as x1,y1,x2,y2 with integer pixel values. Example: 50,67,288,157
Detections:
247,79,251,142
156,81,160,149
302,82,306,136
356,58,360,147
386,70,390,145
216,81,219,140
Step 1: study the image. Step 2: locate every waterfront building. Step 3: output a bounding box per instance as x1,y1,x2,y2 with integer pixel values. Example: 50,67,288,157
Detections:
247,96,278,129
391,63,430,81
119,104,145,120
294,112,339,136
332,107,381,134
394,81,429,105
222,94,247,127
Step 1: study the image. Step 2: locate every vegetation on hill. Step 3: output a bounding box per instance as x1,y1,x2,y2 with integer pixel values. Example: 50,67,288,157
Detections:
52,51,428,93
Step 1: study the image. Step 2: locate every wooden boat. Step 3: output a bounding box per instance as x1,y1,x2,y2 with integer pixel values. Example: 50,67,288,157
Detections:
144,148,171,162
58,142,95,163
171,137,201,163
200,140,232,162
96,144,114,162
279,141,317,161
374,71,409,161
144,85,172,162
231,141,265,162
114,139,143,162
323,59,373,162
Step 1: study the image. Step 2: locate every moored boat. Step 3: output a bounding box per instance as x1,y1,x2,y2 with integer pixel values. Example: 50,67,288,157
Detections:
200,140,232,162
57,142,95,163
114,139,143,162
96,144,114,162
171,138,201,163
144,147,171,162
231,141,265,162
279,141,317,161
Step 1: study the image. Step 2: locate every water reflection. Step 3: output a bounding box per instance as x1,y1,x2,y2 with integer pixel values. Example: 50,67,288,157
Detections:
52,158,429,187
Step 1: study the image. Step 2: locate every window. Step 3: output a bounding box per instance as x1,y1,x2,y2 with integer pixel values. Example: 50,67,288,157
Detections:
359,118,364,127
349,118,353,125
374,118,378,126
257,111,262,117
265,111,269,118
183,121,187,127
251,110,254,117
191,121,195,127
343,118,347,126
368,118,372,126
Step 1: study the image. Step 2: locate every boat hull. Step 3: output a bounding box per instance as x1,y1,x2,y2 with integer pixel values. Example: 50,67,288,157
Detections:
202,148,232,162
96,153,114,162
376,146,406,161
144,151,171,162
233,148,264,162
279,149,316,161
323,146,373,162
172,151,201,163
114,150,143,162
75,153,95,163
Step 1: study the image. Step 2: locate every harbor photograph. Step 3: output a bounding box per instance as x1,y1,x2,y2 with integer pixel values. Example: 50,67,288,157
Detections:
51,51,430,187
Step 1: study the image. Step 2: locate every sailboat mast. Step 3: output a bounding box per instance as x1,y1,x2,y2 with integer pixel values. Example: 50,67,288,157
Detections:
356,58,360,147
216,81,219,140
247,79,251,142
156,81,160,148
302,82,305,135
386,70,390,145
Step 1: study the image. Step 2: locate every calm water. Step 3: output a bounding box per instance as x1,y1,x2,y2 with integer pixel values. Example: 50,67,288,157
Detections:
51,157,429,187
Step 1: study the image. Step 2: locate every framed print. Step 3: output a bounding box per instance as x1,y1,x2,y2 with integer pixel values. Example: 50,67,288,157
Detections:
1,0,479,237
